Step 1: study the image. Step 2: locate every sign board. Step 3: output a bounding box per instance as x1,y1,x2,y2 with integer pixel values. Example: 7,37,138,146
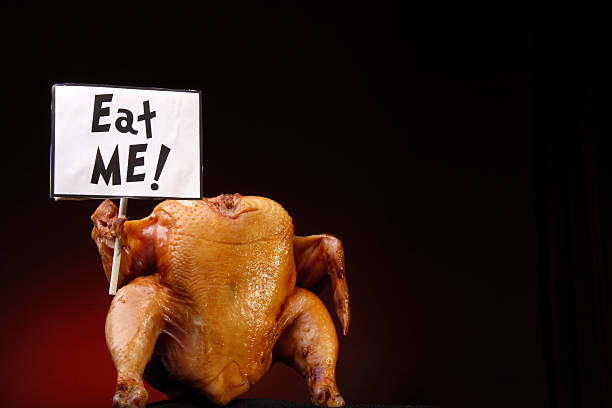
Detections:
51,84,203,199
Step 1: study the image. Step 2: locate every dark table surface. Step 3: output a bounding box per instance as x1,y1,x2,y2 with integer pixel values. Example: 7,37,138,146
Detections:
147,399,432,408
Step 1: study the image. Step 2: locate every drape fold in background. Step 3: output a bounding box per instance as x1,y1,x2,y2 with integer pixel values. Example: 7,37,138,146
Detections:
531,9,611,408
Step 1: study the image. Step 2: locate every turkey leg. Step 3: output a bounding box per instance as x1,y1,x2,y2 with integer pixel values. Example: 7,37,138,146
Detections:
274,288,345,407
106,274,168,408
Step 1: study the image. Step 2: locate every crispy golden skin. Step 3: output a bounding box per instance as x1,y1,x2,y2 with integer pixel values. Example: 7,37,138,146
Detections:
91,194,350,407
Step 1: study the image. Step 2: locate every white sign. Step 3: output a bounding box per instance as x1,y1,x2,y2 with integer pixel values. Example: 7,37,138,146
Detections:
51,84,203,199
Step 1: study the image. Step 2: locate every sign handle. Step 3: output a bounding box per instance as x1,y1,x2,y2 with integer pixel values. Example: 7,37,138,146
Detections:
109,198,128,295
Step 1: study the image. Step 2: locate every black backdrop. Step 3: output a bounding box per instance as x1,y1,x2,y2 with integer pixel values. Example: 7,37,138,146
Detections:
531,7,611,408
0,4,609,408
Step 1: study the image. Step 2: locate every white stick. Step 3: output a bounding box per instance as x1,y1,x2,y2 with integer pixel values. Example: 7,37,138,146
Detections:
109,198,128,295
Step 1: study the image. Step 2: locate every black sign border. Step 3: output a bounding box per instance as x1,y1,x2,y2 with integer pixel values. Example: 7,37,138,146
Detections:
50,83,205,200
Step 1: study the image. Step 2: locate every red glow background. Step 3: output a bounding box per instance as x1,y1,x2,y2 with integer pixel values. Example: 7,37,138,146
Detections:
5,4,606,408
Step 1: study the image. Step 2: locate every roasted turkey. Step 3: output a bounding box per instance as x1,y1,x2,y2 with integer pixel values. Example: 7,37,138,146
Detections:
91,194,350,407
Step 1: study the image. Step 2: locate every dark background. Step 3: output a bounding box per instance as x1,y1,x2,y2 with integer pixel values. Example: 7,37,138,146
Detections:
0,4,609,408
